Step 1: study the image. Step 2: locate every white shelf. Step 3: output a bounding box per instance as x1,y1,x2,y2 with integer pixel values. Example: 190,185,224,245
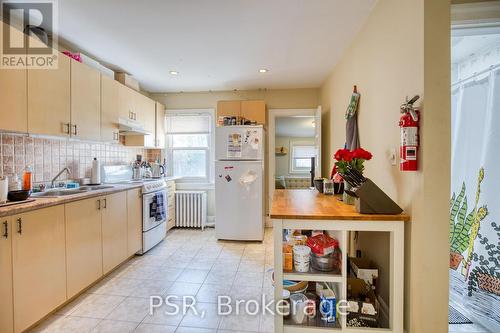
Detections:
284,317,341,332
283,271,343,283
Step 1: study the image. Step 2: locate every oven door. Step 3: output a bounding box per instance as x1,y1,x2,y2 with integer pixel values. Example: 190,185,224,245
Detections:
142,189,168,231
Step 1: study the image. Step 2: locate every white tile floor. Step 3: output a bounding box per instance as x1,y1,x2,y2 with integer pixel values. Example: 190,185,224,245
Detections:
30,228,275,333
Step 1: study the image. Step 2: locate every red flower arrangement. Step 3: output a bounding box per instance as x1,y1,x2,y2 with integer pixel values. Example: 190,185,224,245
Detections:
333,147,372,175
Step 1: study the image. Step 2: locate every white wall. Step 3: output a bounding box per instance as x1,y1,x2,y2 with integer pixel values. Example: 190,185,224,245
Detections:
275,136,315,177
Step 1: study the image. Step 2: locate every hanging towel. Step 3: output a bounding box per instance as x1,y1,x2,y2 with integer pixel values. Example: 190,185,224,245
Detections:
150,192,166,221
155,192,166,221
345,86,360,151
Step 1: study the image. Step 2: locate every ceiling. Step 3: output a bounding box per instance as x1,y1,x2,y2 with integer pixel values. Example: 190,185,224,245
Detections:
276,117,315,137
54,0,375,92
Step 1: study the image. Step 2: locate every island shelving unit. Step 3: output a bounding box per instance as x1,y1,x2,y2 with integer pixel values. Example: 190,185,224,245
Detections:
270,189,410,333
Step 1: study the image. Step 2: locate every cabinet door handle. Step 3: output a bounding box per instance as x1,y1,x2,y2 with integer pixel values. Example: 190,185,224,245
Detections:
71,124,77,136
129,111,133,119
63,123,70,134
2,221,8,239
103,198,107,209
133,112,136,120
97,199,101,210
16,218,22,235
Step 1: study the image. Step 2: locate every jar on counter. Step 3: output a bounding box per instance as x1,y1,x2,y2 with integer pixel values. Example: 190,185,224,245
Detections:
8,173,22,191
22,166,33,191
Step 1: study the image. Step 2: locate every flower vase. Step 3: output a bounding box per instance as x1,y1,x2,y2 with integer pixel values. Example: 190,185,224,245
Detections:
342,180,355,205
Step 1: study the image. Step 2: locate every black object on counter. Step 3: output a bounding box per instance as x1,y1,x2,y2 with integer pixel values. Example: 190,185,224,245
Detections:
310,156,316,188
314,178,324,193
7,190,31,202
339,166,402,214
334,182,344,194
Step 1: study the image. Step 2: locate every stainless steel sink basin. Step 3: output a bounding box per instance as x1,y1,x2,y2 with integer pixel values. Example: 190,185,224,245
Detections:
32,190,85,197
79,185,115,191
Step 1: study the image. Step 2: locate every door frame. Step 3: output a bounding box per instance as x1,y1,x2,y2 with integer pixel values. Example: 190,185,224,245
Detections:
267,108,318,221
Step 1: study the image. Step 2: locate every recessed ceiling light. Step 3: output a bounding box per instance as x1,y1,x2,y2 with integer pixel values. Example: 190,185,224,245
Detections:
259,68,268,73
169,71,179,75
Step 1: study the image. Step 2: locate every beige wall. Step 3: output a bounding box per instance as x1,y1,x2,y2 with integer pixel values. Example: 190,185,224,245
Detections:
150,88,319,110
275,136,315,177
320,0,450,332
151,88,319,220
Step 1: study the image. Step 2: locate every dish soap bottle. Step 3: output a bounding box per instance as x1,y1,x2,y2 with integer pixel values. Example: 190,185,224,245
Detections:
22,166,33,191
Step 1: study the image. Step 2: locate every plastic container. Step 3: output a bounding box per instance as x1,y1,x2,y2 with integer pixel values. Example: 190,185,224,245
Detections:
293,245,311,272
311,250,342,272
323,179,335,195
0,176,8,204
8,174,21,191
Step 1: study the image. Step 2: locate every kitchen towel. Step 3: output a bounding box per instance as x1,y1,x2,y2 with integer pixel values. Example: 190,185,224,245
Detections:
154,192,166,221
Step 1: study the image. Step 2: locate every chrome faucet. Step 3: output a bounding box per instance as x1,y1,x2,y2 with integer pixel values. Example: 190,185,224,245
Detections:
51,167,71,188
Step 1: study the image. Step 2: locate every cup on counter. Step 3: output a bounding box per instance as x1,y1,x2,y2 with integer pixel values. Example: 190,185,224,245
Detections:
293,245,311,272
0,176,8,204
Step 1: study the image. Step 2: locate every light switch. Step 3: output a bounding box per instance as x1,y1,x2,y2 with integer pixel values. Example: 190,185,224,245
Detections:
389,148,397,166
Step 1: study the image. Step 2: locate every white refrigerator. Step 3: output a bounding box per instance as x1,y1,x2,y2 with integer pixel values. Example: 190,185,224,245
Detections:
215,125,264,241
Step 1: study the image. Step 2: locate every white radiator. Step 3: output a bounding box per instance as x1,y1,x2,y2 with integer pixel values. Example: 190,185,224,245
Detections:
175,191,207,230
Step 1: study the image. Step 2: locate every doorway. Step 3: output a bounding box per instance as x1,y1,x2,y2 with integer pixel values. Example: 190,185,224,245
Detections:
449,2,500,332
267,108,322,215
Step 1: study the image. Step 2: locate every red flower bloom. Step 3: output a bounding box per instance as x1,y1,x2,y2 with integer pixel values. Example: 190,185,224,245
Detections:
352,148,372,161
334,149,353,162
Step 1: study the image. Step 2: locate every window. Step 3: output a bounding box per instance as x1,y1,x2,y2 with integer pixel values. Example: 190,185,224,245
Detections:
290,141,316,173
166,110,214,182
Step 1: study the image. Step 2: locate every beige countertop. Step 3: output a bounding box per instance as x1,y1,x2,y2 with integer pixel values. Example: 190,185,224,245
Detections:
0,183,144,218
270,189,410,221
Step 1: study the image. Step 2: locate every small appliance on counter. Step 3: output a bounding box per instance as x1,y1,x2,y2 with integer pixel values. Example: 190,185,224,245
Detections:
151,162,165,178
340,166,403,214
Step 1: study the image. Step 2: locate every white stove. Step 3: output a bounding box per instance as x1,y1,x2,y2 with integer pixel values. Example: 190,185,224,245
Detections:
141,180,166,194
102,165,169,254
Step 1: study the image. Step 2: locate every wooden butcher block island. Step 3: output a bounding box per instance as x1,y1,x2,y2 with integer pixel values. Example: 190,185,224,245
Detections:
270,189,409,333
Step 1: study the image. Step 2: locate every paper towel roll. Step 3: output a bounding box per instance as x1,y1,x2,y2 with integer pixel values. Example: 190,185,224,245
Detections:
91,158,101,184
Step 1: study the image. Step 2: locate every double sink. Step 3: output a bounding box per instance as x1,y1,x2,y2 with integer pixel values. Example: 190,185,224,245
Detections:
32,185,115,198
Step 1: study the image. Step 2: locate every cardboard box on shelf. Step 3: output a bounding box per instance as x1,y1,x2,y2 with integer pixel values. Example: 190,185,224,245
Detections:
115,72,140,91
347,278,379,328
349,257,378,286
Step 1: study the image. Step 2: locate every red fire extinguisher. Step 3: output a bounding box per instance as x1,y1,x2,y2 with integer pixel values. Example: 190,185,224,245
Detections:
399,95,420,171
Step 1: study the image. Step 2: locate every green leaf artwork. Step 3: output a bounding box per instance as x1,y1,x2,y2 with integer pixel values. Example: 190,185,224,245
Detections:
449,168,489,277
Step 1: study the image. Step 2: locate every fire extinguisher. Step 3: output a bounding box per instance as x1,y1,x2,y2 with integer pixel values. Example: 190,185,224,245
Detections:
399,95,420,171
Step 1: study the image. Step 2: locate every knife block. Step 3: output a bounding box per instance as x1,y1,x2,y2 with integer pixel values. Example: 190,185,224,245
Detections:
352,179,403,214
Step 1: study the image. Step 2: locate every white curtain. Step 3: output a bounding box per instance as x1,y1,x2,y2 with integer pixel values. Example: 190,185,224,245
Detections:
450,69,500,330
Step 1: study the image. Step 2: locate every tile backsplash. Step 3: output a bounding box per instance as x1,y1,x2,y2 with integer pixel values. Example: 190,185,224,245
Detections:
0,132,144,184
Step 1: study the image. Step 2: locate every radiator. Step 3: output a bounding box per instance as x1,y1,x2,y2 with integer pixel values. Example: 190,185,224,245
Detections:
174,191,207,230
